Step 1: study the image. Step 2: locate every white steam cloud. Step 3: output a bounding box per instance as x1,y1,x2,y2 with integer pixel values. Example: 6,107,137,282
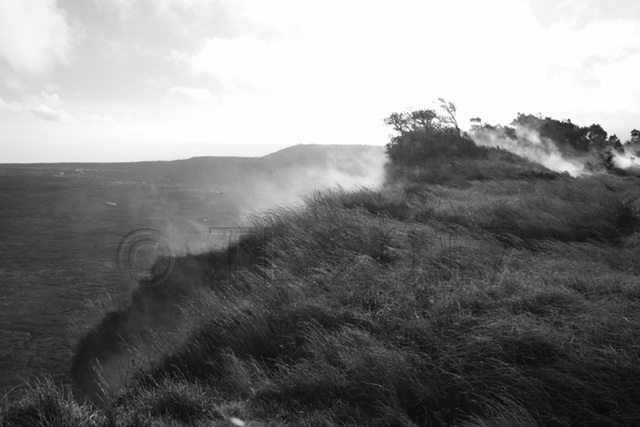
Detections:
241,145,387,214
612,146,639,169
125,145,387,257
470,125,587,176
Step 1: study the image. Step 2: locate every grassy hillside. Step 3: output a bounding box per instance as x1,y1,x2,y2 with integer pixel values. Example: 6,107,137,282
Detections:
3,147,640,426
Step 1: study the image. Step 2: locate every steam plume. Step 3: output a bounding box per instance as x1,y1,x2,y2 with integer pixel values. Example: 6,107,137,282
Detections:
470,125,587,176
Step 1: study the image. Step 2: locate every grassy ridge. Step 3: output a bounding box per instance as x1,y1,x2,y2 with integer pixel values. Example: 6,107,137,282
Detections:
3,156,640,426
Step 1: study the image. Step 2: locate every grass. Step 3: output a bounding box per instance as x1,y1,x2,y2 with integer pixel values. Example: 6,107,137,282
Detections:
0,379,98,427
3,153,640,426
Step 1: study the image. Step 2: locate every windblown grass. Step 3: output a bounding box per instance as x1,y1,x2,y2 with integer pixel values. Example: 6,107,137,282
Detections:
3,156,640,426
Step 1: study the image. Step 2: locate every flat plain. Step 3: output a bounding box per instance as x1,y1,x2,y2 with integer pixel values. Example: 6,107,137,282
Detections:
0,166,242,399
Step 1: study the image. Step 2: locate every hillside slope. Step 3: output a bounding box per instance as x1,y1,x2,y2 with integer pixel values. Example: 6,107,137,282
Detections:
3,147,640,426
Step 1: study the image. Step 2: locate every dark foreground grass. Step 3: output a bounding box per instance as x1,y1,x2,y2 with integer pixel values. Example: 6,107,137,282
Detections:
3,160,640,426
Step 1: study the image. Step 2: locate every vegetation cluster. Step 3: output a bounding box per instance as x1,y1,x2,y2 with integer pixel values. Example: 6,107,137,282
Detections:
3,105,640,426
471,113,640,173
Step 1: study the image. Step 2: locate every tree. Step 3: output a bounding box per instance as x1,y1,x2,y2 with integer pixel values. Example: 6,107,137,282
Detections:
512,114,589,152
586,123,608,150
608,134,624,153
410,109,439,135
437,98,460,136
602,150,615,170
383,109,441,138
383,112,411,135
384,104,481,167
469,117,482,132
503,126,517,140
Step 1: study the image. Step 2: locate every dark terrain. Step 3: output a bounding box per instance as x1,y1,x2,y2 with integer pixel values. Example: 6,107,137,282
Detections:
0,145,384,402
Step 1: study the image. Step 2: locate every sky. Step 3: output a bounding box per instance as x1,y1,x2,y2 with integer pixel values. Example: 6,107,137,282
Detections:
0,0,639,163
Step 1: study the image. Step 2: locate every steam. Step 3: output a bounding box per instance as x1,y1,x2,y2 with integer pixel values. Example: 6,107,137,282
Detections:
470,125,586,176
112,145,388,282
72,144,388,400
612,146,638,169
469,122,640,177
239,146,387,215
162,145,388,253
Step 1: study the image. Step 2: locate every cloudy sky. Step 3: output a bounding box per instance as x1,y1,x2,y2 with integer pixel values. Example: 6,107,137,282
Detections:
1,0,639,162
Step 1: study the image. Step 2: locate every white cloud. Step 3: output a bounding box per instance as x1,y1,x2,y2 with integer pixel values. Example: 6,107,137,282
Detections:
0,0,71,74
171,1,547,125
526,0,640,27
96,0,221,23
0,91,76,122
84,113,118,124
85,0,640,146
174,35,284,94
95,0,134,16
170,86,218,104
27,104,75,122
21,92,74,121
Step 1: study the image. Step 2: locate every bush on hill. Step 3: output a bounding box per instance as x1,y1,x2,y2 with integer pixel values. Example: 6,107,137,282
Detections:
382,104,561,185
384,107,485,167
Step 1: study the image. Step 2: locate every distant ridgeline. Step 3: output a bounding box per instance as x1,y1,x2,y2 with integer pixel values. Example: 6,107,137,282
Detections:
0,144,386,187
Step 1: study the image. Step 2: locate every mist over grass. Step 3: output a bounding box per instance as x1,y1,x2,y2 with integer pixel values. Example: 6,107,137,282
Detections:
470,125,587,176
144,144,388,253
468,113,640,177
3,132,640,425
237,144,386,215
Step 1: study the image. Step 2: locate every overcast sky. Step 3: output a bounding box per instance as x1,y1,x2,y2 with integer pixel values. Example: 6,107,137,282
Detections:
1,0,639,162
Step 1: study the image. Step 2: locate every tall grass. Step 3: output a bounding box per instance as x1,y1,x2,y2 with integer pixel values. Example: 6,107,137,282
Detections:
0,379,97,427
4,156,640,426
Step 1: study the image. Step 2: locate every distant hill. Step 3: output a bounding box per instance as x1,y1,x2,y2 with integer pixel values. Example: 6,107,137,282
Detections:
0,144,386,188
262,144,385,167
